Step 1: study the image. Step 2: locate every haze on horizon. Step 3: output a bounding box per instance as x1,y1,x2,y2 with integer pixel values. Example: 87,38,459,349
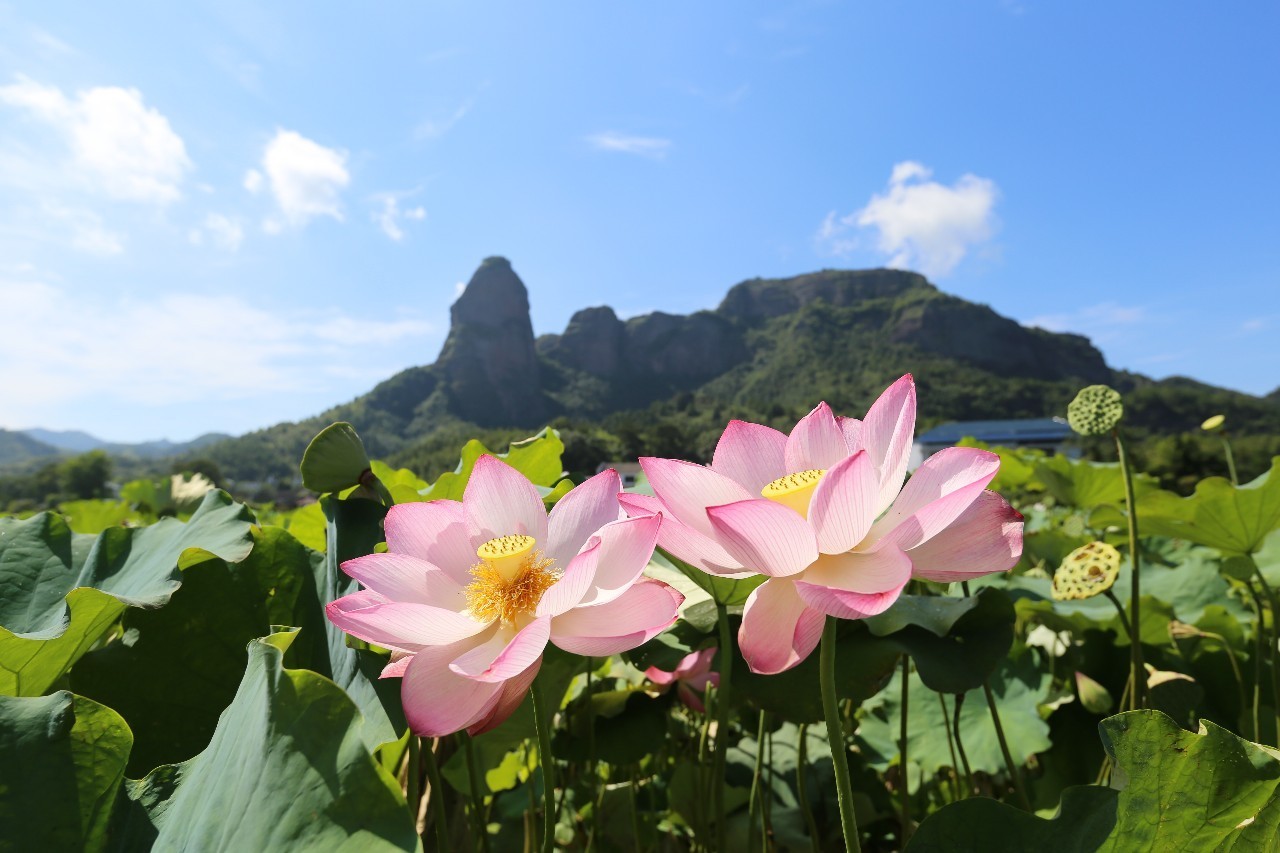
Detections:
0,2,1275,444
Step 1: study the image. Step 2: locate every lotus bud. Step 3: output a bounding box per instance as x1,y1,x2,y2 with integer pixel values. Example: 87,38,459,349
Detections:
1074,671,1114,715
1200,414,1226,432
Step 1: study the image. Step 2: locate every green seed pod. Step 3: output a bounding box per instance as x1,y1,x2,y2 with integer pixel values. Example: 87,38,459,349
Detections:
1052,541,1121,601
1201,414,1226,432
1067,385,1124,435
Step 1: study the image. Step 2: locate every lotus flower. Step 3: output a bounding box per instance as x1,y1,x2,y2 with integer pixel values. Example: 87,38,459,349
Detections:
326,455,682,737
622,375,1023,675
645,647,719,713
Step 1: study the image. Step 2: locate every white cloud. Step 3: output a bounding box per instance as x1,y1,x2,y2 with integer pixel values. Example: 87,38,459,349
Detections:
243,168,264,193
373,195,426,241
586,132,672,159
1024,302,1148,339
0,278,434,412
0,75,191,204
256,129,349,230
42,204,124,255
818,161,998,278
189,213,244,251
453,281,466,299
415,98,474,140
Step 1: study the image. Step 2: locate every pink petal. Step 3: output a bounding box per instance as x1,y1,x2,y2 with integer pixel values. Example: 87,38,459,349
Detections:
326,593,488,652
384,500,478,586
676,682,707,714
645,665,679,686
837,416,864,452
468,655,543,736
342,553,466,610
545,468,624,567
793,547,912,619
809,451,878,555
706,499,819,578
537,515,660,615
380,653,413,679
711,420,788,494
402,637,504,736
785,402,852,472
463,455,549,546
550,579,682,657
799,544,914,595
680,647,717,678
739,578,825,675
861,374,917,513
639,457,755,538
620,493,744,576
906,490,1024,582
449,616,551,683
869,447,1000,550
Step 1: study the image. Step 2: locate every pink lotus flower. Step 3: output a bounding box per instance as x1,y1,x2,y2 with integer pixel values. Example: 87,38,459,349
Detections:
622,375,1023,676
645,647,720,714
326,455,682,737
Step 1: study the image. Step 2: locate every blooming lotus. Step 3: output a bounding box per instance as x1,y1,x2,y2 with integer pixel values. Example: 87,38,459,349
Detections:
326,455,682,737
622,375,1023,675
645,647,719,714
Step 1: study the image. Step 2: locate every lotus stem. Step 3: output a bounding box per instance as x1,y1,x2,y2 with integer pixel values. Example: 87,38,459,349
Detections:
821,616,862,852
981,678,1032,811
951,693,975,796
585,658,598,851
1103,590,1132,640
420,736,451,851
530,681,557,853
1186,628,1247,722
406,735,421,831
713,603,734,853
629,767,642,853
748,710,767,852
1254,572,1280,743
1113,428,1144,710
796,724,821,853
937,692,962,801
899,654,913,843
1222,435,1239,485
462,733,491,853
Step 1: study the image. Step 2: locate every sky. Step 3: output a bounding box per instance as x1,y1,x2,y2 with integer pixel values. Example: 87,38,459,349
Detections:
0,1,1276,443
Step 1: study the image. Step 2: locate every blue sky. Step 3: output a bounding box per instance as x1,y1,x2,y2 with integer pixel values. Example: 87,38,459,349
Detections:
1,1,1276,442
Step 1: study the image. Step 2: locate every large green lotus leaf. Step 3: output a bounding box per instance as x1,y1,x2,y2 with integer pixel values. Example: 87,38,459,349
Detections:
369,460,431,504
321,496,405,751
911,710,1280,851
56,500,145,535
300,422,373,494
857,650,1053,777
420,428,567,502
1092,457,1280,555
0,492,254,696
71,526,337,775
119,631,418,852
907,784,1119,852
865,589,1015,694
1033,454,1157,511
0,691,132,853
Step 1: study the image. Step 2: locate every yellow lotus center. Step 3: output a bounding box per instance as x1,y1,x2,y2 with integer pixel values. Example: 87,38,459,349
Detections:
761,469,826,518
466,535,558,624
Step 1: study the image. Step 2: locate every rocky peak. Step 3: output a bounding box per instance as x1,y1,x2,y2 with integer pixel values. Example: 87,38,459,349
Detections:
718,268,930,325
539,306,626,377
434,257,549,426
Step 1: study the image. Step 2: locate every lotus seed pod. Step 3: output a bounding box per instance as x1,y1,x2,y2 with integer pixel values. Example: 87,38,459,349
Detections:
1067,385,1124,436
1052,540,1121,601
1201,414,1226,432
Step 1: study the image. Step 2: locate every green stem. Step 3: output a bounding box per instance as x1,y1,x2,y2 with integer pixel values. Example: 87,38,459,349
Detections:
585,659,598,852
937,692,962,801
406,735,421,833
820,617,862,852
530,682,557,853
1114,428,1144,710
1254,573,1280,743
748,711,767,853
1103,590,1133,640
421,737,451,852
981,679,1032,811
1247,582,1272,744
1197,630,1248,723
796,724,821,853
1222,435,1239,486
951,693,974,796
899,655,913,843
629,768,642,853
714,604,734,853
462,734,491,853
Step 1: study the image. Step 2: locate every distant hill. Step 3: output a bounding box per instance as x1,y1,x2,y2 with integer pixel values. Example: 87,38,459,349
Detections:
199,257,1280,483
0,428,233,467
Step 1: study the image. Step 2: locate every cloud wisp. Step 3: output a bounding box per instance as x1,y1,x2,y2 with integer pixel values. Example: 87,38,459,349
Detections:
586,131,672,160
247,129,350,231
818,161,998,278
372,194,426,241
0,75,191,204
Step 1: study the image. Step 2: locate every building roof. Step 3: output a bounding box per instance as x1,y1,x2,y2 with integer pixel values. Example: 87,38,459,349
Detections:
916,417,1072,445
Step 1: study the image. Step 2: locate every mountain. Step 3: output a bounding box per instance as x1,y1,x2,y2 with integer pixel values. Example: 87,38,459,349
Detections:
0,428,234,467
198,257,1280,484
